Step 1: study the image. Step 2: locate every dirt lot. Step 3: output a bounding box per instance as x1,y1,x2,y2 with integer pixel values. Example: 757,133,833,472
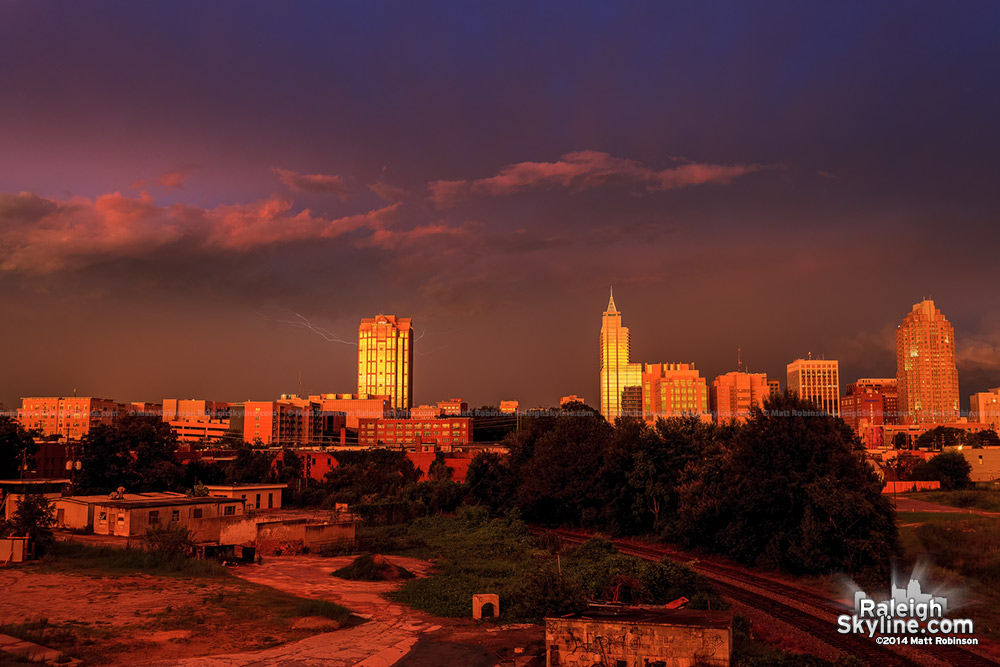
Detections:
0,565,333,665
0,555,544,666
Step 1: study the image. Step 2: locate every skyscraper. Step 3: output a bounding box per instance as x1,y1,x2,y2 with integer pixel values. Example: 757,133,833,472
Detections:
787,358,840,417
358,315,413,411
896,300,959,424
599,290,641,421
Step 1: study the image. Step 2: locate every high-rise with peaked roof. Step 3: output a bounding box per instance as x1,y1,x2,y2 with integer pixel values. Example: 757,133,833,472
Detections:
896,300,959,424
599,289,641,421
358,315,413,411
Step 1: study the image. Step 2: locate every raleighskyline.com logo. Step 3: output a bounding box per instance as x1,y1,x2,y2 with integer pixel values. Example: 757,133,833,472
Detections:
837,577,977,646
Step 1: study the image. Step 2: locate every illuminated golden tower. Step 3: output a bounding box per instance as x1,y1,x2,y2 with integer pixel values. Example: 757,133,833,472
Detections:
896,300,959,424
358,315,413,411
600,289,642,421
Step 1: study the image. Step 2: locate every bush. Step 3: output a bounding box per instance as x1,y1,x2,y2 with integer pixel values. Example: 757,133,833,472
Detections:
145,524,194,559
502,566,587,622
331,554,415,581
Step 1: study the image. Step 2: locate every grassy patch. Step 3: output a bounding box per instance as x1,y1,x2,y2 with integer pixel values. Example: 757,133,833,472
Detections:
374,508,724,622
901,489,1000,513
40,541,226,577
898,512,1000,639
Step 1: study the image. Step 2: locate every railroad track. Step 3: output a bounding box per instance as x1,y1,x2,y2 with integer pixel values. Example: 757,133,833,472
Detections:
536,528,998,667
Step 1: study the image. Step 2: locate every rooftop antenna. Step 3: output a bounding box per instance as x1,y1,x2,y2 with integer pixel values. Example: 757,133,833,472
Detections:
298,370,303,397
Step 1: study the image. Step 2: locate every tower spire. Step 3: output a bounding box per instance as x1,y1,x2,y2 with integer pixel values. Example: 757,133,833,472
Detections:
607,286,617,313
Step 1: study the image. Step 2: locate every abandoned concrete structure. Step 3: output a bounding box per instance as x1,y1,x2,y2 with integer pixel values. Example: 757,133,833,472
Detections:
545,606,732,667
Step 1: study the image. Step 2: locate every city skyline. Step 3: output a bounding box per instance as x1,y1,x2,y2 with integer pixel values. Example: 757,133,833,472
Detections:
3,4,1000,410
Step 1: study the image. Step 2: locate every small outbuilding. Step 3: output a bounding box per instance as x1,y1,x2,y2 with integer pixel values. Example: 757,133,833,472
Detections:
205,483,286,510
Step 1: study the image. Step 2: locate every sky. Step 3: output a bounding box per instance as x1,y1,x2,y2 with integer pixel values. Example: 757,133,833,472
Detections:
2,2,1000,411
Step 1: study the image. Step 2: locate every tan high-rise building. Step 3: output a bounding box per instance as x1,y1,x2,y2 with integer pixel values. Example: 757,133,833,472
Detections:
358,315,413,411
970,388,1000,431
787,358,840,417
711,372,769,424
896,300,959,424
599,290,641,421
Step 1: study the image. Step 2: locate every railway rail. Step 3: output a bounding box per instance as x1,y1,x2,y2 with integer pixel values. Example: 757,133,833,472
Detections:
535,527,998,667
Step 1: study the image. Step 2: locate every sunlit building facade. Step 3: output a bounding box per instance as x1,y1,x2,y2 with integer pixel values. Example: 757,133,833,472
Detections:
969,388,1000,432
358,315,413,411
599,290,641,420
711,371,769,424
18,397,121,439
896,300,960,424
308,393,391,430
786,358,840,417
641,363,711,423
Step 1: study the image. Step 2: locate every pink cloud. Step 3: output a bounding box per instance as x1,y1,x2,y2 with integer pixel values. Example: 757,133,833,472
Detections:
369,181,408,203
429,150,764,207
0,190,402,274
273,167,350,199
363,220,472,250
158,165,198,190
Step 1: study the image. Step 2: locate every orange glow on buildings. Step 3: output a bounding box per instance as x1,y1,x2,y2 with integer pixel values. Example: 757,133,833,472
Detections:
786,358,840,417
560,395,586,406
499,400,519,414
641,363,711,423
710,371,769,424
162,398,231,443
358,315,413,411
18,397,120,439
841,379,898,429
357,417,471,447
896,299,960,424
308,393,391,429
230,398,322,446
599,289,641,421
970,388,1000,431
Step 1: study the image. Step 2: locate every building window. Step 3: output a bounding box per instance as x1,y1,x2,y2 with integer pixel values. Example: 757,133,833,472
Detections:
193,508,203,519
171,510,180,522
149,510,160,525
224,505,236,516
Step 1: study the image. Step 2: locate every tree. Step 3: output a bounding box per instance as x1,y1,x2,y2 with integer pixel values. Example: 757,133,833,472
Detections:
915,426,966,451
0,416,38,479
428,451,453,481
973,430,1000,448
223,446,275,484
8,493,56,553
76,416,183,494
913,451,972,490
675,394,899,580
514,408,613,527
463,451,515,510
891,432,911,450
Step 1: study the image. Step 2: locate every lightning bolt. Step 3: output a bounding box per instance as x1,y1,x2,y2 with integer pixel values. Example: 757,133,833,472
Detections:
269,312,358,345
